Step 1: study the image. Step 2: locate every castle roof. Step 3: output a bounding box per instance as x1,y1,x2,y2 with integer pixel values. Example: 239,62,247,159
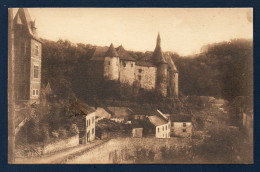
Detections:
152,33,167,64
90,46,109,61
116,45,136,61
13,8,42,43
164,55,178,72
105,43,119,57
90,44,136,61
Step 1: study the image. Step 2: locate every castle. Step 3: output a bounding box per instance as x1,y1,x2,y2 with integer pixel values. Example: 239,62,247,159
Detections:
90,33,178,97
10,8,42,104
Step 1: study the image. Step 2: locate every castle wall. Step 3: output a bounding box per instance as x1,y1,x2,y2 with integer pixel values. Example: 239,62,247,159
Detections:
135,65,156,90
169,72,178,97
104,57,119,81
156,64,168,96
119,60,135,85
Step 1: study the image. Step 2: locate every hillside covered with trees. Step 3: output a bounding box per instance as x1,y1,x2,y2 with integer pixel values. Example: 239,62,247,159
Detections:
41,38,253,104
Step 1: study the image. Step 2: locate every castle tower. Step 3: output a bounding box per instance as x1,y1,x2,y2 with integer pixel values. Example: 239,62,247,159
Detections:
13,8,42,104
103,43,120,81
152,33,168,97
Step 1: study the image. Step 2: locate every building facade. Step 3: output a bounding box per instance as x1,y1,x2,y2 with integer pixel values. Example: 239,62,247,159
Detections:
12,8,42,104
89,33,178,97
170,115,192,138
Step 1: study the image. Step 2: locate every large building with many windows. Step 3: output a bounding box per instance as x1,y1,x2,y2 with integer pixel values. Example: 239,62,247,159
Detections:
89,33,178,97
12,8,42,104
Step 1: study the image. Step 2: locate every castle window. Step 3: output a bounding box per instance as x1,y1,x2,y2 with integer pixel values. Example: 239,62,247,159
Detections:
131,63,133,67
92,128,94,135
33,65,39,78
158,128,159,133
138,75,141,80
123,62,126,67
139,69,142,73
183,128,186,132
34,44,39,56
166,125,167,130
108,61,110,65
183,122,186,127
162,126,164,131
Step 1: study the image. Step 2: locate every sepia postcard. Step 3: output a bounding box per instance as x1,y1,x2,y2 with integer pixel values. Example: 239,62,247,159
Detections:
8,8,253,164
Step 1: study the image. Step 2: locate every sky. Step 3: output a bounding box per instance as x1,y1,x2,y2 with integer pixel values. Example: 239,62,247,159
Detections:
13,8,253,56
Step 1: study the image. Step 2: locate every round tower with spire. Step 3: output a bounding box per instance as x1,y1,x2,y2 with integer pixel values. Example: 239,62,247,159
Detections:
152,33,168,97
103,43,120,81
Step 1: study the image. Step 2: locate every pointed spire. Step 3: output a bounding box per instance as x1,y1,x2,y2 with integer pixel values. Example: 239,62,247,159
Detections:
105,43,118,57
157,32,161,47
152,33,166,64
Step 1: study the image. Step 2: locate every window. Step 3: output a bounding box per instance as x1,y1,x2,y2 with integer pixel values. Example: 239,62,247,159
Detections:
171,122,174,127
158,128,159,133
162,126,164,131
34,44,39,56
138,75,141,80
166,125,167,130
108,61,110,65
33,65,39,78
183,128,186,132
131,63,133,67
92,117,94,124
183,122,186,127
32,89,39,96
92,128,94,134
123,62,126,67
139,69,142,73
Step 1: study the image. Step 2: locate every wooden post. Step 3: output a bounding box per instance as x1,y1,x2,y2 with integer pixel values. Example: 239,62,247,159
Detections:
8,8,15,164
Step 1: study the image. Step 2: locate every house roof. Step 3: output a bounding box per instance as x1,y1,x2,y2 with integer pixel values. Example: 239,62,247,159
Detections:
13,8,42,43
105,43,119,57
116,45,136,61
170,114,192,122
45,82,53,95
107,107,131,118
148,115,168,126
77,100,96,115
130,107,161,116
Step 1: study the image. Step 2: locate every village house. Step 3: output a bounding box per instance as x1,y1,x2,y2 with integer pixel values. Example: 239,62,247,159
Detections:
169,114,192,138
76,102,96,144
107,106,132,123
89,33,179,97
129,108,171,138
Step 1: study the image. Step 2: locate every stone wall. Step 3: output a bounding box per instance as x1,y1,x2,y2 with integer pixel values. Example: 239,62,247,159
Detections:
119,60,135,85
135,65,156,90
43,135,79,155
171,122,192,137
